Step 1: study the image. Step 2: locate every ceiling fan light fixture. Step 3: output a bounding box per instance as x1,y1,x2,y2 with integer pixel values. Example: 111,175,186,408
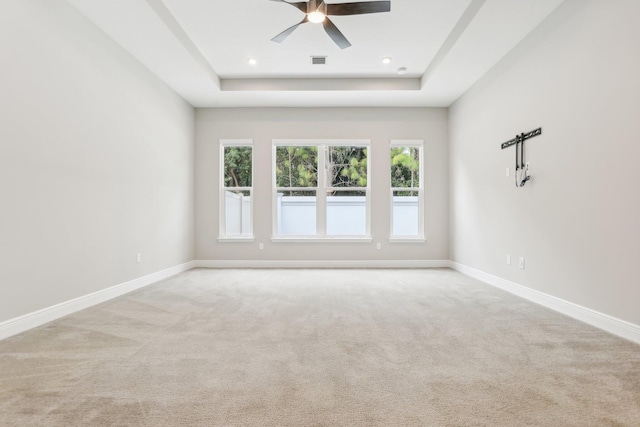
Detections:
271,0,390,48
308,11,326,24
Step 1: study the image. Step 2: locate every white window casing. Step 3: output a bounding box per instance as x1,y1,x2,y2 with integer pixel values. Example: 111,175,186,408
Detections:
271,139,371,242
219,139,254,242
390,139,425,242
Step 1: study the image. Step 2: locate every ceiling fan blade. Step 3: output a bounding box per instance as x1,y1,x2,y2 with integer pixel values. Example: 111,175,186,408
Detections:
271,16,309,43
268,0,307,14
322,17,351,49
326,1,390,16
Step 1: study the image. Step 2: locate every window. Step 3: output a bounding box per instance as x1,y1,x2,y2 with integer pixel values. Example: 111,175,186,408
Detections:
273,140,370,240
390,140,424,240
220,140,253,240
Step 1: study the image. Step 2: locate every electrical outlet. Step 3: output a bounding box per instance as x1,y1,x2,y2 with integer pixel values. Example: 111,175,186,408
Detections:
507,255,511,265
506,167,510,177
136,253,141,263
376,243,381,250
259,243,264,250
519,257,525,269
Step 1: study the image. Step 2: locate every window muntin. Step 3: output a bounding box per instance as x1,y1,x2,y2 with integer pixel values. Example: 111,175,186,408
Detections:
273,140,370,239
390,141,424,239
220,141,253,239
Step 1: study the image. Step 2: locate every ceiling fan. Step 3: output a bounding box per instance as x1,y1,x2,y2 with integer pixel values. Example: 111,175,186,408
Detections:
270,0,391,49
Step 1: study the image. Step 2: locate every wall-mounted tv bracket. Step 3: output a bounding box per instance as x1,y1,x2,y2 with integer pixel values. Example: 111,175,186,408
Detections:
501,127,541,187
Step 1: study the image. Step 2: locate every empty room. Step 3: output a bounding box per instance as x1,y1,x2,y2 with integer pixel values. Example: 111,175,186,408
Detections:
1,0,639,425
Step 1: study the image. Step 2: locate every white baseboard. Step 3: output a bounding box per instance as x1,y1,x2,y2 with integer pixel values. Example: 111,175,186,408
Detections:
11,259,635,346
193,259,450,269
449,261,640,345
0,261,196,341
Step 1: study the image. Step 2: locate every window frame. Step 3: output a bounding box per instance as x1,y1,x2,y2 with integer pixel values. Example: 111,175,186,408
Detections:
219,139,255,242
389,139,425,242
271,139,372,242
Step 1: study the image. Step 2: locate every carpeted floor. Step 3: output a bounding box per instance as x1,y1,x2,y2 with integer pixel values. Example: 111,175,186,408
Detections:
0,268,639,426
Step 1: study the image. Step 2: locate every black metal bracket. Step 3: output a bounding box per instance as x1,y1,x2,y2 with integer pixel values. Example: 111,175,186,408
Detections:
501,127,542,150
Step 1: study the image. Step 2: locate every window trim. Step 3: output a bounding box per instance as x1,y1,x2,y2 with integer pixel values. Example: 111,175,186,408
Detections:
272,139,371,240
389,139,425,241
219,139,254,241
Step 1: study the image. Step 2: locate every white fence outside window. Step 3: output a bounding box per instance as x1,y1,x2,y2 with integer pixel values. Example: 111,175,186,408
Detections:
224,191,252,236
225,192,418,236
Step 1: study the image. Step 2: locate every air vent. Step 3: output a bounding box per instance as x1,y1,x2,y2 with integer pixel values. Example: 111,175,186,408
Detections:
311,56,327,65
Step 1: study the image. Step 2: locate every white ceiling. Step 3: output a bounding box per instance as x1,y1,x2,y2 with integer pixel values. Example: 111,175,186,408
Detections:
66,0,564,108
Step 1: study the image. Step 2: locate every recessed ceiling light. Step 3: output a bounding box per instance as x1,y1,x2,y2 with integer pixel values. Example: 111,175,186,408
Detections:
397,67,407,75
382,57,392,64
248,58,257,66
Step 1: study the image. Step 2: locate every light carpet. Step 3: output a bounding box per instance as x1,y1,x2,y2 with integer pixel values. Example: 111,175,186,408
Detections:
0,268,639,426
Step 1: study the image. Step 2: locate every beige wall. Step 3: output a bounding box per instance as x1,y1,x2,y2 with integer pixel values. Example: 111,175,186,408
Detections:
449,0,640,325
0,0,195,322
195,108,449,262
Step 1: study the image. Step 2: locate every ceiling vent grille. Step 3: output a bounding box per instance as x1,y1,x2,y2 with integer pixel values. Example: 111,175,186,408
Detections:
311,56,327,65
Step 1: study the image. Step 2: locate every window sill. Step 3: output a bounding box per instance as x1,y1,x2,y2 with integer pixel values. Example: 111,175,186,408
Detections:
218,237,255,243
389,237,426,243
271,237,373,243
